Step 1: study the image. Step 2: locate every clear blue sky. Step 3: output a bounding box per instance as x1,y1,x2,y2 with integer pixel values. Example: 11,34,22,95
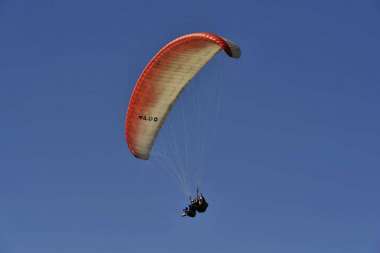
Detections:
1,0,380,252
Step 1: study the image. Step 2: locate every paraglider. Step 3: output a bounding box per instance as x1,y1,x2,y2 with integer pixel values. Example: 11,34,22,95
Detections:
195,193,208,213
182,189,208,217
125,32,240,217
182,204,197,218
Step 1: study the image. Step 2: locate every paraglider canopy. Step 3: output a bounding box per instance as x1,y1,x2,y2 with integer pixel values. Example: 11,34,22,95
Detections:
125,32,241,160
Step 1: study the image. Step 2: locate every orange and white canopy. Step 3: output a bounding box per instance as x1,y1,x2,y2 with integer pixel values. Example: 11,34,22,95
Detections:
125,32,241,160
